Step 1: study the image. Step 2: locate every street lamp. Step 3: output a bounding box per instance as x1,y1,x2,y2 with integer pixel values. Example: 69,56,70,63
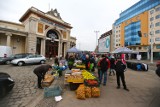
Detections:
150,8,155,63
150,24,154,63
94,30,99,50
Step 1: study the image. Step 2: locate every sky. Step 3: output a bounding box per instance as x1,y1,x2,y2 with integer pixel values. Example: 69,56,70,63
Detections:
0,0,139,51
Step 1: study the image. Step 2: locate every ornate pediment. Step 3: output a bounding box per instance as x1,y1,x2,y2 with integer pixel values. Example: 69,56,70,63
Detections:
46,9,62,20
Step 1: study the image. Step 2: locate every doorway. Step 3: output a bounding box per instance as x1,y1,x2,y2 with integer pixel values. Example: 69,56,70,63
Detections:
45,40,58,58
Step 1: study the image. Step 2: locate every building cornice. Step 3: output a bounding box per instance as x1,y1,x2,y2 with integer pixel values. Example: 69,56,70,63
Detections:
0,20,24,27
0,27,28,35
19,7,72,29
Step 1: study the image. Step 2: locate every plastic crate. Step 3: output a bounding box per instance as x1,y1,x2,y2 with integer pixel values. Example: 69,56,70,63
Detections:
44,86,62,98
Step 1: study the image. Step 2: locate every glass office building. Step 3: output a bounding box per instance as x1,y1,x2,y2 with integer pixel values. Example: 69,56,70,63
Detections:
124,21,141,46
114,0,160,26
112,0,160,59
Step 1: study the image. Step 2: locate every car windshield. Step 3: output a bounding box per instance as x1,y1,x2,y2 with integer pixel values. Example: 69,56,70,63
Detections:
9,55,15,58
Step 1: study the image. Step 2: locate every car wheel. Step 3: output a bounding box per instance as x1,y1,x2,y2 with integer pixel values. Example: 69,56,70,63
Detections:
17,61,24,66
40,60,45,64
0,87,6,98
6,61,11,64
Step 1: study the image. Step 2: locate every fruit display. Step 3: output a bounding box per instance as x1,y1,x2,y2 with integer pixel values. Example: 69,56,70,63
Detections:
67,75,84,83
84,79,99,87
81,70,96,80
85,86,91,98
91,87,100,97
76,65,86,69
76,84,85,99
71,69,80,73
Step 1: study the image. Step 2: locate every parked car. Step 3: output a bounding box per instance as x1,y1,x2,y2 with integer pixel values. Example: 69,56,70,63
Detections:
11,54,46,66
0,72,15,98
0,53,33,65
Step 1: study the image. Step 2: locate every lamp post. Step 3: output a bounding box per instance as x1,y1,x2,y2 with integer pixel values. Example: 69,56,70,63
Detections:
94,31,99,51
150,24,154,63
150,8,155,63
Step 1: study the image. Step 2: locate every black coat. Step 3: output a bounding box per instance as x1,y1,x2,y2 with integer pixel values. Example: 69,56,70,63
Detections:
115,61,126,73
110,58,115,69
156,66,160,77
100,58,108,72
33,64,52,79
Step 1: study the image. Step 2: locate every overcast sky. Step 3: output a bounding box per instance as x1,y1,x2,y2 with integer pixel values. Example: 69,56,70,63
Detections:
0,0,139,51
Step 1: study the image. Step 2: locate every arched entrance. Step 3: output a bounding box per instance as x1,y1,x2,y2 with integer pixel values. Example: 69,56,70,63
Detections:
45,30,59,58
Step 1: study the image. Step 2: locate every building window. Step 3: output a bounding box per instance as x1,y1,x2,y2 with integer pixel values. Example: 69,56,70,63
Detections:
150,23,154,28
139,47,141,50
156,7,160,11
38,23,44,33
156,15,160,19
155,22,160,27
150,10,154,14
155,30,160,34
156,45,160,49
150,17,154,21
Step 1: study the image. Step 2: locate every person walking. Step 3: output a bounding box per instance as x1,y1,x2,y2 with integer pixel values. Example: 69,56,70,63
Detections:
99,55,110,86
115,58,129,91
109,56,116,76
33,64,52,89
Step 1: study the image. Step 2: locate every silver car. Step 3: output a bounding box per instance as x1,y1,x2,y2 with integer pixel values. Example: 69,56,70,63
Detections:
11,54,46,66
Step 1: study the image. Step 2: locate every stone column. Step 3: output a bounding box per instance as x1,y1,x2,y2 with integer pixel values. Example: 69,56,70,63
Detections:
59,38,63,57
66,30,70,50
6,32,12,46
41,38,46,56
25,36,28,53
147,52,150,60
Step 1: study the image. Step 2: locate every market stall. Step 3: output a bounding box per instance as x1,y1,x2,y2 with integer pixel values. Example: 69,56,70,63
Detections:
65,69,100,100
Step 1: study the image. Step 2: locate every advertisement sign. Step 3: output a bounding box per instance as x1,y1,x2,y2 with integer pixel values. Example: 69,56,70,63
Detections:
98,36,110,52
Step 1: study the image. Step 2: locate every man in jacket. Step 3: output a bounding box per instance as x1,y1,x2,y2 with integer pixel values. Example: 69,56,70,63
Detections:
33,64,52,89
115,58,129,91
99,55,110,86
156,62,160,77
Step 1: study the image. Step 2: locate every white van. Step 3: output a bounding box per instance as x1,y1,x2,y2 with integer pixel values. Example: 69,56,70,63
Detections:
0,46,12,58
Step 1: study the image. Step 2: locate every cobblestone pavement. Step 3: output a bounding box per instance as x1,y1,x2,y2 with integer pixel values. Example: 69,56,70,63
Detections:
0,63,50,107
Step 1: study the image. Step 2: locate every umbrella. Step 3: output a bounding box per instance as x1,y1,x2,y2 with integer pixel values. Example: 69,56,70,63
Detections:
67,47,81,53
112,47,139,54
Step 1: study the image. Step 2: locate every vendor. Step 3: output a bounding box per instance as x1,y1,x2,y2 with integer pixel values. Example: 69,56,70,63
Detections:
68,55,75,70
33,64,52,89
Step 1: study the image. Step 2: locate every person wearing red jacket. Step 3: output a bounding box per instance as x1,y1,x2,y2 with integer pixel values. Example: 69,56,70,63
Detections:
99,55,110,86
